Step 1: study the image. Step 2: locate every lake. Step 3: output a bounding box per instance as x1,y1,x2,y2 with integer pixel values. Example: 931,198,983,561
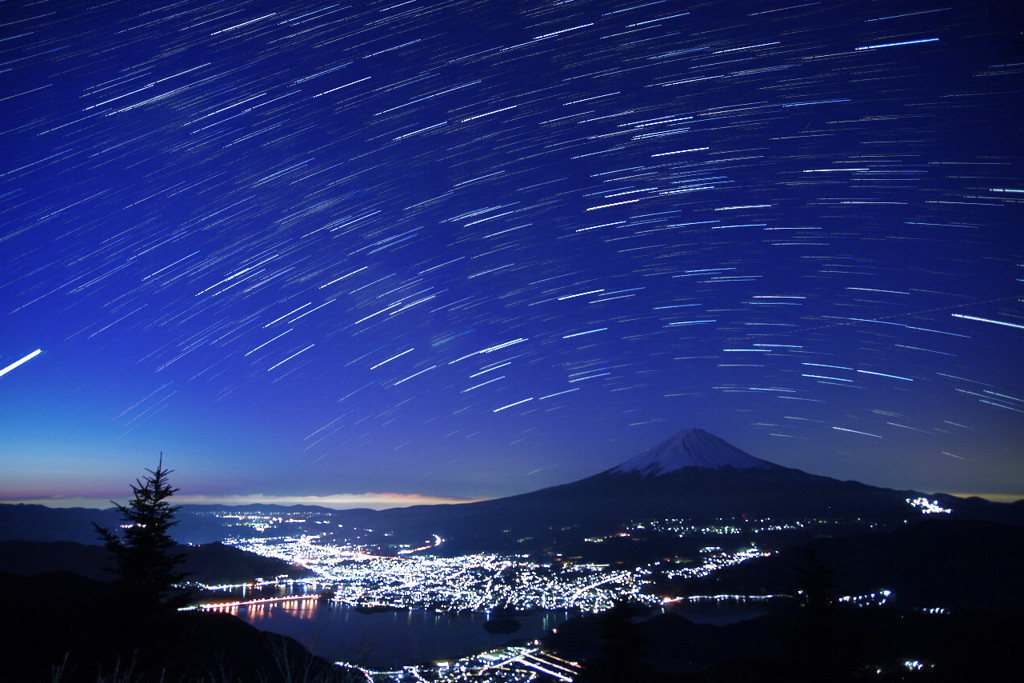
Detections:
662,596,777,626
221,595,781,670
226,598,571,670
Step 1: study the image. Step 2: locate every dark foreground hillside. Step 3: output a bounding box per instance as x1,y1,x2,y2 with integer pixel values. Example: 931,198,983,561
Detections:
547,518,1024,682
547,604,1022,682
0,572,364,683
677,519,1024,614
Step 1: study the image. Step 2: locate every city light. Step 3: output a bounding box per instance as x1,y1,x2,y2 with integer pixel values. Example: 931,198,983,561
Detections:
179,508,954,681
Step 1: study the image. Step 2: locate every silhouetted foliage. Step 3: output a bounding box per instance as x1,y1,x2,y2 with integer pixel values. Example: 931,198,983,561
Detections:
2,570,364,682
791,542,836,611
576,599,655,682
784,543,860,682
94,454,188,612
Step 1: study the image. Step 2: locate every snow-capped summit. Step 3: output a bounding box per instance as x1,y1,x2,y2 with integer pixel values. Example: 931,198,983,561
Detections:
609,428,776,475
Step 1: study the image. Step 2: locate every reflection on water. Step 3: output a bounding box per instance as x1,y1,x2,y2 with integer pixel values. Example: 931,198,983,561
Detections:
209,596,323,622
207,585,783,668
229,600,571,669
661,596,783,626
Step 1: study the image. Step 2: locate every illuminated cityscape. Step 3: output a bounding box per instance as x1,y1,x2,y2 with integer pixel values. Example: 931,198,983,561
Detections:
165,504,975,681
2,485,1017,680
143,460,999,681
190,511,784,680
186,501,932,614
223,531,769,613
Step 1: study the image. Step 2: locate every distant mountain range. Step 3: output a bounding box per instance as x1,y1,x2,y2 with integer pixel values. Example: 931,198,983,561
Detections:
0,540,312,585
2,429,1020,551
326,428,1022,551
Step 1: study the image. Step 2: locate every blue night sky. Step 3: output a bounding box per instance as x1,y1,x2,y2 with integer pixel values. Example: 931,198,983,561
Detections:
1,0,1022,508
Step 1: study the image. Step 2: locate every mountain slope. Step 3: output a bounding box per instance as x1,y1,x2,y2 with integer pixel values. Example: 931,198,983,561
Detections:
0,503,233,545
5,429,1018,552
680,518,1024,613
0,540,313,584
346,429,921,549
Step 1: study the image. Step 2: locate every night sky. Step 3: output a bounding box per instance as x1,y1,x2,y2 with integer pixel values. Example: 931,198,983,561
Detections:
2,0,1022,509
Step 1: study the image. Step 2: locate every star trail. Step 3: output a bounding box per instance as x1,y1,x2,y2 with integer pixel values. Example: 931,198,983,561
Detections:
1,0,1021,505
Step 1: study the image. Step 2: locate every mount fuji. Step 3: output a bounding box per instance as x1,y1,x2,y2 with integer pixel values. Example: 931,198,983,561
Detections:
501,427,914,520
342,428,930,551
607,428,777,474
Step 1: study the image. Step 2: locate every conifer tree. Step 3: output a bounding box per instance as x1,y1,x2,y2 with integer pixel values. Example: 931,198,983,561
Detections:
94,454,188,611
785,543,857,681
577,599,651,682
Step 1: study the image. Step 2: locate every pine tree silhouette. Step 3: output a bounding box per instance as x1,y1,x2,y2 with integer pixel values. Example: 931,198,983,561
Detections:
94,454,188,614
784,543,858,682
576,599,651,682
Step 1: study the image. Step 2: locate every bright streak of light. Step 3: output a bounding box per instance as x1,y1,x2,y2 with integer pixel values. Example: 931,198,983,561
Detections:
562,327,607,339
0,349,41,378
857,369,913,382
493,397,533,413
833,426,882,438
267,344,315,371
951,313,1024,331
539,387,580,400
370,347,414,370
854,37,939,51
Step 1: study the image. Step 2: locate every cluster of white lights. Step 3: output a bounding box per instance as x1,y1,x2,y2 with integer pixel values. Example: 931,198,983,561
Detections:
906,497,952,515
837,589,893,607
364,644,580,682
661,545,771,581
628,515,880,538
903,659,935,672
